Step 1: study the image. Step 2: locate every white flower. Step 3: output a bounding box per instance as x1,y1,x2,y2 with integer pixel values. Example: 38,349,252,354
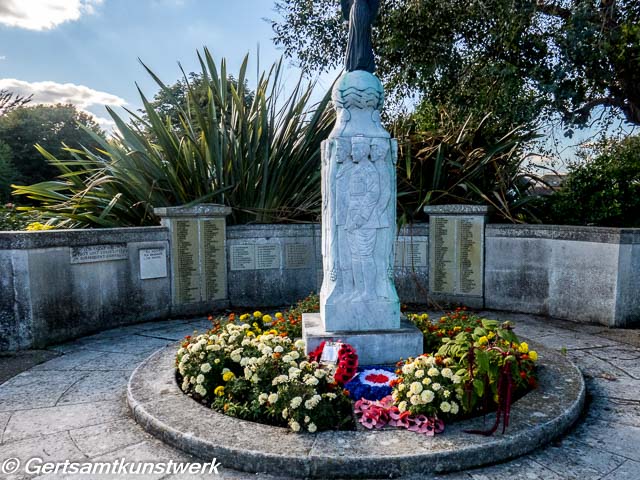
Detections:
398,401,408,412
258,393,268,405
307,423,317,433
282,355,293,363
181,354,190,364
304,415,310,423
402,363,415,375
196,374,205,384
305,394,321,410
325,392,337,400
290,420,301,432
415,369,425,378
282,408,289,419
422,377,432,386
290,397,303,409
410,394,422,405
421,389,434,403
195,385,206,396
314,369,326,378
272,375,288,385
452,375,462,384
425,356,436,366
431,382,441,391
443,389,451,398
268,393,279,404
289,351,300,360
274,346,284,353
181,379,189,391
200,363,212,373
398,383,406,391
440,401,451,413
450,401,459,415
428,367,440,377
409,382,423,395
294,339,305,349
304,375,319,386
441,368,453,378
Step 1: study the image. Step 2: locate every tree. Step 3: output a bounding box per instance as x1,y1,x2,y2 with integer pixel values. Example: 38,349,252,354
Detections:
140,71,254,133
0,104,104,185
0,89,31,116
0,141,19,202
272,0,640,132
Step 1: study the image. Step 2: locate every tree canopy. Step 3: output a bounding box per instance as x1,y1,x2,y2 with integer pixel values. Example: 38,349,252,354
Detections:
0,103,104,185
0,89,32,117
272,0,640,133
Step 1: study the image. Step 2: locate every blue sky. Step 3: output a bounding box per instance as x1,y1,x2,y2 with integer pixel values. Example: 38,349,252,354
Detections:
0,0,332,130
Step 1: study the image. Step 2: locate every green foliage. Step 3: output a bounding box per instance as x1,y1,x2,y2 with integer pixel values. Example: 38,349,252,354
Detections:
544,135,640,227
394,112,542,223
12,50,334,228
0,141,19,202
272,0,640,130
0,89,31,116
0,104,104,185
0,203,31,231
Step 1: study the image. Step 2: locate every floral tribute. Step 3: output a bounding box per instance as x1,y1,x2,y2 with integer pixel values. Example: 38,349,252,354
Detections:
176,313,353,433
354,396,445,435
308,341,359,385
344,366,397,402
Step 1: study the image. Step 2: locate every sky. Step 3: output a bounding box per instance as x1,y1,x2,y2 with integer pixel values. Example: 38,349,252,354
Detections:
0,0,335,131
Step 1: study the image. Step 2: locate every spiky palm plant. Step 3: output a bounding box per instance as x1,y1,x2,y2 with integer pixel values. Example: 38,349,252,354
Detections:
13,49,334,227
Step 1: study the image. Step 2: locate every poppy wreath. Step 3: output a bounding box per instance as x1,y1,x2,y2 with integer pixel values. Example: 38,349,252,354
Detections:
354,396,446,435
307,341,359,385
344,366,396,401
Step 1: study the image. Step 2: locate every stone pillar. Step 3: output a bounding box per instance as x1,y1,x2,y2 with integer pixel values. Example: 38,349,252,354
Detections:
303,71,422,365
424,205,490,308
155,204,231,315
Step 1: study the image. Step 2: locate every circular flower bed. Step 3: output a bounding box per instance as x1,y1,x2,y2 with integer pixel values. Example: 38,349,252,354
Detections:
176,307,539,436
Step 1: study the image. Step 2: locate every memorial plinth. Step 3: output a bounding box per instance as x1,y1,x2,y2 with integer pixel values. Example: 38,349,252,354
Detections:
425,205,490,308
303,71,422,365
155,204,231,315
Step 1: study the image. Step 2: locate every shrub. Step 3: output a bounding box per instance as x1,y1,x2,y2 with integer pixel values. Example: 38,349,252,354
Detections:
176,321,353,432
544,135,640,227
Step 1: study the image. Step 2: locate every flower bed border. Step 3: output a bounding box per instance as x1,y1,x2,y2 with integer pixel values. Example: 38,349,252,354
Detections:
127,340,584,478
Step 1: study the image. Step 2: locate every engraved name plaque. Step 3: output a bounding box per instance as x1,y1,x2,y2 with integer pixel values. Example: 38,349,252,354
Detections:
70,244,128,264
230,245,256,271
139,248,168,280
285,243,312,269
428,214,484,297
173,219,200,304
201,219,226,301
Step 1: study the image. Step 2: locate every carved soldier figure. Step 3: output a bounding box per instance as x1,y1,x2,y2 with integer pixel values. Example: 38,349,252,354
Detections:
341,0,380,73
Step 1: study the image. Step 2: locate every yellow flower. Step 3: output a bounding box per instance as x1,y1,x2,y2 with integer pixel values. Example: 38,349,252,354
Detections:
246,331,255,337
240,314,250,321
214,386,225,396
223,371,235,382
529,350,538,361
519,342,529,354
420,313,429,321
453,326,462,332
267,329,278,335
253,311,263,318
478,336,488,346
487,331,495,339
26,222,54,231
275,312,283,319
263,315,273,323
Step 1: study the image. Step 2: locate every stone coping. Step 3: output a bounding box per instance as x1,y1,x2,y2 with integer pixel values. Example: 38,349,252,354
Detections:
154,204,232,218
486,224,640,244
128,341,585,478
424,205,492,215
227,223,429,238
0,226,168,250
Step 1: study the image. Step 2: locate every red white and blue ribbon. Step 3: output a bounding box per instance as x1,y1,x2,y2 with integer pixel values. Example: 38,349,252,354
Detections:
344,366,396,401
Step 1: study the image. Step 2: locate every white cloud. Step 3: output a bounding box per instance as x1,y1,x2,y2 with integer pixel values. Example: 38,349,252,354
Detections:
0,78,125,132
0,0,103,31
0,78,125,109
0,55,5,60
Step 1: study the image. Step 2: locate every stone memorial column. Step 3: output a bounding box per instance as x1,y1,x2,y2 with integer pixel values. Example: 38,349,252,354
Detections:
302,71,423,365
155,204,231,315
424,205,490,308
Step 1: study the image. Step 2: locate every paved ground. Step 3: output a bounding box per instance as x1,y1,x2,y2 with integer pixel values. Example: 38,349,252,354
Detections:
0,312,638,479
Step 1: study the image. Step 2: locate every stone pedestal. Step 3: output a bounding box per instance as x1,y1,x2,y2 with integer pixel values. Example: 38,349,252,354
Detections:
155,204,232,315
424,204,490,308
303,70,422,365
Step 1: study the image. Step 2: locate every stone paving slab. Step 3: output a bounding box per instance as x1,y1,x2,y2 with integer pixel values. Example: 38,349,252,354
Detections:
0,311,638,479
